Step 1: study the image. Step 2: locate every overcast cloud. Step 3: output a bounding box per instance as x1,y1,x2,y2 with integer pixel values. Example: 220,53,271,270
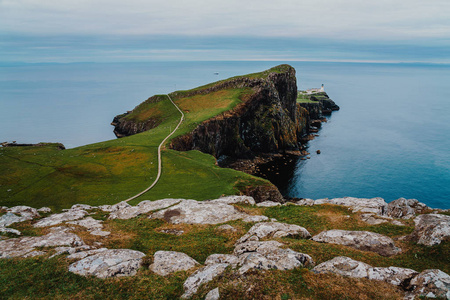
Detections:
1,0,449,62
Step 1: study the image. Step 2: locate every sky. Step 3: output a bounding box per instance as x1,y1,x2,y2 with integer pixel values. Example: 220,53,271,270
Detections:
1,0,449,63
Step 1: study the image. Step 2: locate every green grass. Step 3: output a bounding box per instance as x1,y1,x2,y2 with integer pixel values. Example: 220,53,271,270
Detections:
0,85,269,211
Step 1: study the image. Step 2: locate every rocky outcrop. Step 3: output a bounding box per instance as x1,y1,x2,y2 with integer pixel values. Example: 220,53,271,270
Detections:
149,199,269,225
181,263,229,299
313,256,450,299
236,221,311,244
34,209,88,228
386,198,430,219
406,269,450,299
0,226,85,258
409,213,450,246
150,251,200,276
312,230,401,257
68,249,146,278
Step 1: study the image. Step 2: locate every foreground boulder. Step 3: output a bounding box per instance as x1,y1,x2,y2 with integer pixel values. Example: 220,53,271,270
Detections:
236,221,311,244
68,249,146,278
312,229,401,257
150,251,200,276
410,214,450,246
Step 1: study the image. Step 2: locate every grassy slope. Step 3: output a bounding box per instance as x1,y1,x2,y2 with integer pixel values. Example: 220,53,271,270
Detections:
1,204,447,299
0,80,270,211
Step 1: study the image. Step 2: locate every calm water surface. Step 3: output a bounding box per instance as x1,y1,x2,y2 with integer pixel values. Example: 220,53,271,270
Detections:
1,61,449,208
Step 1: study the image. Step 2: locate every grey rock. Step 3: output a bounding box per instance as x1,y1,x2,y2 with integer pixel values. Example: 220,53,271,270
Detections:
368,266,418,285
108,199,182,220
181,263,229,299
312,229,401,257
90,230,111,237
68,249,146,278
37,207,52,213
360,213,392,225
67,248,109,260
0,226,85,258
216,224,237,232
50,245,93,258
242,215,270,223
237,221,311,244
205,287,220,300
386,198,429,219
312,256,372,278
0,212,26,227
34,210,88,227
0,226,21,235
207,195,255,206
314,197,388,215
150,200,264,225
8,206,40,219
150,251,200,276
410,214,450,246
98,201,131,213
295,199,315,206
205,254,240,268
408,269,450,299
256,201,282,207
67,217,103,231
234,240,314,274
70,204,97,211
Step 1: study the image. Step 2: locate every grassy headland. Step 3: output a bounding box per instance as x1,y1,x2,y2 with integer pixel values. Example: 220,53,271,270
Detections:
0,72,275,211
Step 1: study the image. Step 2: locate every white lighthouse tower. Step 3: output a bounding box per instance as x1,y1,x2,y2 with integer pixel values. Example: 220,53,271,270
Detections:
320,84,324,92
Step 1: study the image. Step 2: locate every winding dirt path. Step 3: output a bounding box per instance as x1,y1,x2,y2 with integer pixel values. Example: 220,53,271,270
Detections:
124,94,184,202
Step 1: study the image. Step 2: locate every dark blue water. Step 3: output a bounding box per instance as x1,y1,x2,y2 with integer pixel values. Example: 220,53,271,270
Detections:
1,61,449,208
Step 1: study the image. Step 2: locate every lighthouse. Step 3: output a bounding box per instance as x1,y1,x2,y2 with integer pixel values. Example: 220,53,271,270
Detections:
320,84,324,92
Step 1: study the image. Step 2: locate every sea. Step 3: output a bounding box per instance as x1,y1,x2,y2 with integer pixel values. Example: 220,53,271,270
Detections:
1,61,449,209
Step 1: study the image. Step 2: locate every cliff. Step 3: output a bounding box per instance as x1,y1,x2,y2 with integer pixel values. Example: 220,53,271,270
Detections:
170,65,308,159
297,92,340,120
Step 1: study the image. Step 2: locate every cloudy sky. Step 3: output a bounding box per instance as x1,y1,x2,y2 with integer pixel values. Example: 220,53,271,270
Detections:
1,0,449,63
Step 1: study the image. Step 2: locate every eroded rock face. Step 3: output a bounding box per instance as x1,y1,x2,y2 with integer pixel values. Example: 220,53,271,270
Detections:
407,269,450,299
150,251,199,276
181,263,229,299
237,221,311,244
205,288,220,300
386,198,430,219
68,249,146,278
150,200,266,225
410,214,450,246
312,256,372,278
0,226,85,258
312,230,401,257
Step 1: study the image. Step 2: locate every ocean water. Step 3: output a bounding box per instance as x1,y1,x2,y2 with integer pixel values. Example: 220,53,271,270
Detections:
1,61,449,208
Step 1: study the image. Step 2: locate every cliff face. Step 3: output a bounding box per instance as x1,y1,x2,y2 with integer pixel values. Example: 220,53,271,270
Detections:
111,95,166,138
298,92,340,120
171,65,306,159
